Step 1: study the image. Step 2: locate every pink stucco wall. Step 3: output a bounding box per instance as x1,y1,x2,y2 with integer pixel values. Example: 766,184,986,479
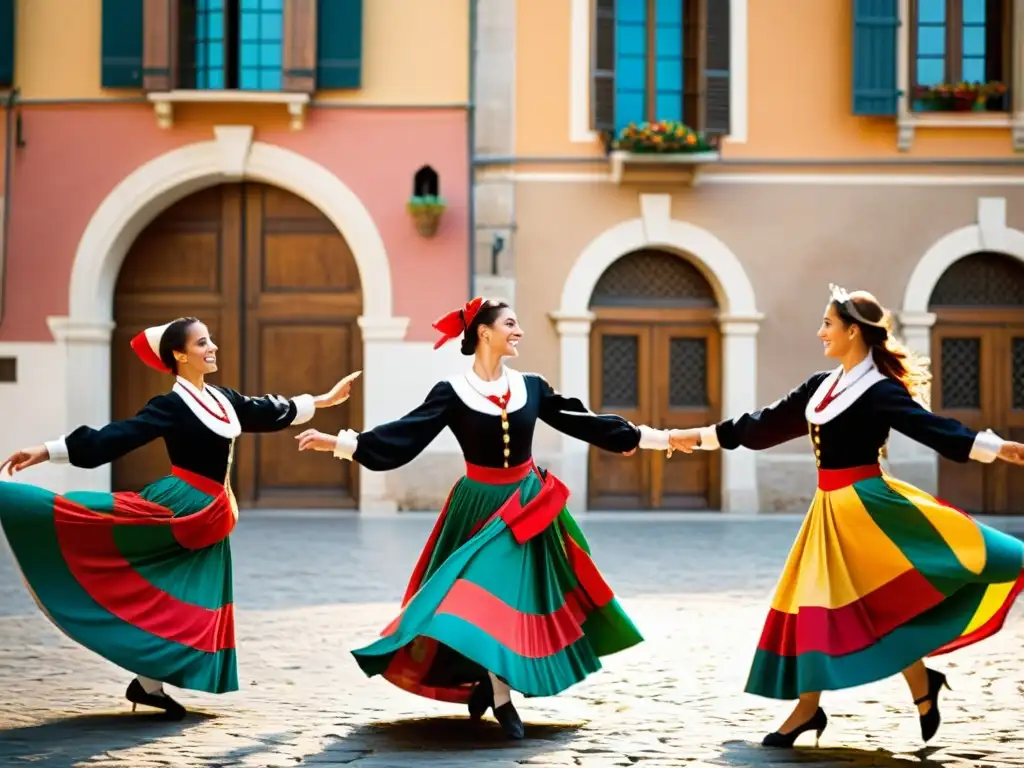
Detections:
0,105,468,342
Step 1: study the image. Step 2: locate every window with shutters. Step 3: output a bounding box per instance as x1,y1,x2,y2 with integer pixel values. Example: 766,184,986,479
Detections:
101,0,361,96
909,0,1011,112
591,0,731,141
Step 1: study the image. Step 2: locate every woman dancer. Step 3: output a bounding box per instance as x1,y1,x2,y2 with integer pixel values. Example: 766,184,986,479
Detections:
296,297,663,739
665,285,1024,747
0,317,358,719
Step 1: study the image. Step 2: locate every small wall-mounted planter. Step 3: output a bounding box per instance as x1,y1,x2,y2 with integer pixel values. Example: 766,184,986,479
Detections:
407,195,447,238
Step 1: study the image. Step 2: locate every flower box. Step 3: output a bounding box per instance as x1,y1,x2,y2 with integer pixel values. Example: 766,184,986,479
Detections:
406,195,446,238
608,120,720,185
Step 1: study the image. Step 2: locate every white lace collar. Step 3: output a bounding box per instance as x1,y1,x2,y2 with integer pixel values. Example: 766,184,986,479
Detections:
448,366,528,415
171,376,242,439
805,354,886,425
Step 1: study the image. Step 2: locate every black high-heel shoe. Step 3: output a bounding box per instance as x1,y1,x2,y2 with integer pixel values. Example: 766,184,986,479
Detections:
916,667,951,743
468,676,493,721
492,700,525,740
125,679,187,720
761,707,828,748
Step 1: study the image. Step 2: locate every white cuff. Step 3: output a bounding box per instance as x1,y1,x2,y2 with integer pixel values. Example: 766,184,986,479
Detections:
637,425,670,451
45,437,69,464
333,429,359,461
290,394,317,426
970,429,1004,463
698,426,720,451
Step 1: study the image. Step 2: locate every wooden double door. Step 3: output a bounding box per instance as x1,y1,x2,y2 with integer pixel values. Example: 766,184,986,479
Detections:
112,183,362,508
588,309,721,510
933,316,1024,514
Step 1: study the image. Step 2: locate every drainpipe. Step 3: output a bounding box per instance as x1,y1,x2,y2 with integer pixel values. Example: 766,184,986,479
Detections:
0,87,17,328
466,0,478,299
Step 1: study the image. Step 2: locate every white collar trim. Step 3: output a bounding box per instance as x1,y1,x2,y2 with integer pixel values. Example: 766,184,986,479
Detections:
171,377,242,438
448,366,528,415
805,356,886,425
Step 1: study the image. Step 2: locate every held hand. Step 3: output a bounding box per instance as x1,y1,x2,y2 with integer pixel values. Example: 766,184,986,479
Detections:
622,447,637,456
314,370,362,409
998,441,1024,466
667,428,702,457
295,429,339,453
0,445,50,476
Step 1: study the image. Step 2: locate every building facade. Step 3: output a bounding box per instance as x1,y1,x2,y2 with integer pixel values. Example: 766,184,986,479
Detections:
476,0,1024,515
0,0,472,512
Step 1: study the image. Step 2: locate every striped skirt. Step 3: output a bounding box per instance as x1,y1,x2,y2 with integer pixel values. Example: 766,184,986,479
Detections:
746,464,1024,700
351,460,643,703
0,467,239,693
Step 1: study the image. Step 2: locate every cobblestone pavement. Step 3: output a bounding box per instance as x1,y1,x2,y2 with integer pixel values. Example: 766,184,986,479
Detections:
3,514,1024,767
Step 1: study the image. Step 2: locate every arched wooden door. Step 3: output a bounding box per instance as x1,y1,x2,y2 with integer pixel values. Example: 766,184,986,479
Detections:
112,183,363,509
587,249,721,510
929,252,1024,515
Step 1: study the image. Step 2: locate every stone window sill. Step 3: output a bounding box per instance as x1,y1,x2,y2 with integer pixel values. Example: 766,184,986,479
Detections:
897,112,1024,151
147,91,311,130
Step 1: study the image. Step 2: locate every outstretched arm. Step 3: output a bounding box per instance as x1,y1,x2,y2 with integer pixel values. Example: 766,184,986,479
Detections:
218,371,361,434
534,374,662,454
297,381,452,471
2,396,175,475
669,373,829,454
874,378,1024,464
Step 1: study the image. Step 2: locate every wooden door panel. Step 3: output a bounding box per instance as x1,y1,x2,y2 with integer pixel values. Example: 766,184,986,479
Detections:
587,324,651,509
248,322,358,505
652,325,721,510
933,326,994,514
112,185,243,492
994,327,1024,514
237,184,361,507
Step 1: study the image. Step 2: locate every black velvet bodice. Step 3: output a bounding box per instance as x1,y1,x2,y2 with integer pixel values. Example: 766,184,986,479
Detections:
714,371,979,469
63,386,299,484
352,371,642,472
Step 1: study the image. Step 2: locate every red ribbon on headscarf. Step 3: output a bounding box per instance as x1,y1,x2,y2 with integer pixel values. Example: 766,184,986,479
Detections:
432,297,485,350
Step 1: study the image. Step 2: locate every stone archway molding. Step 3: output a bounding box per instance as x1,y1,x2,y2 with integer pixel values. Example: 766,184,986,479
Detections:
552,193,764,514
894,195,1024,494
46,126,407,509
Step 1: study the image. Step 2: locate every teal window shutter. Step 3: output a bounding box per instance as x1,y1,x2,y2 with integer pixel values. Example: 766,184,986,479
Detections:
102,0,144,88
852,0,899,115
0,0,13,88
316,0,362,89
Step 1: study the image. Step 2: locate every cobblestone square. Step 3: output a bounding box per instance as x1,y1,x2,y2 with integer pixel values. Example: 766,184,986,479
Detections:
2,514,1024,767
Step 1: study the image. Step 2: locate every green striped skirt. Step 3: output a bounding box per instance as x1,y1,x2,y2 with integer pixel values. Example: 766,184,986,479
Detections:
0,466,238,693
351,461,643,703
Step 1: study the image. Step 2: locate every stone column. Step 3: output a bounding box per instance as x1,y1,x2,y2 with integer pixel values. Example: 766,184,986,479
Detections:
718,314,762,513
356,315,411,515
892,310,939,492
46,315,116,493
550,310,596,509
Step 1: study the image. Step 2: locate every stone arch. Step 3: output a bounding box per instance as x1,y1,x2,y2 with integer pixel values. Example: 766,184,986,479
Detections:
551,193,763,514
46,127,406,510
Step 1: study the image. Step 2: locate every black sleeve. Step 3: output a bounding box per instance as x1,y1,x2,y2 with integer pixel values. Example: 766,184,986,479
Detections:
533,374,642,454
352,382,453,471
64,396,175,469
215,386,300,434
873,378,979,462
715,372,830,451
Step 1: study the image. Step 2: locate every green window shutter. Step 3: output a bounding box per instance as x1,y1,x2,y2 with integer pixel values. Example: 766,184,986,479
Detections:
102,0,144,88
0,0,13,88
852,0,899,116
316,0,362,89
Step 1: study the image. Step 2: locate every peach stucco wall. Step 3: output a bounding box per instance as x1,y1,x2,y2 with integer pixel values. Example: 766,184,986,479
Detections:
514,0,1018,159
16,0,468,104
0,105,468,342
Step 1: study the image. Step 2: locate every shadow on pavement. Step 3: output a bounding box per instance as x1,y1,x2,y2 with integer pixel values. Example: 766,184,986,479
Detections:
716,740,951,766
308,716,583,761
0,710,215,767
